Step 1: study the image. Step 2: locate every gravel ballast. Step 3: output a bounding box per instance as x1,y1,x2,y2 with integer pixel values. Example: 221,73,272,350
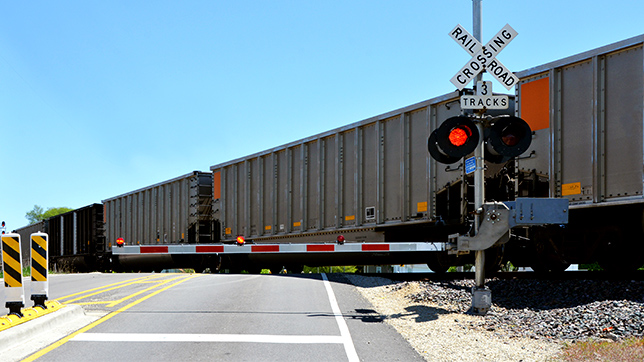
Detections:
344,274,644,362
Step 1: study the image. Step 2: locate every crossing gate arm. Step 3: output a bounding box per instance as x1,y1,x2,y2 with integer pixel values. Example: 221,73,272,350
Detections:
112,242,446,256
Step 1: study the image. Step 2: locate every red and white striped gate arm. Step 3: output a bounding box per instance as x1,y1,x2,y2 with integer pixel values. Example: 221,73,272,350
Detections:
112,242,445,255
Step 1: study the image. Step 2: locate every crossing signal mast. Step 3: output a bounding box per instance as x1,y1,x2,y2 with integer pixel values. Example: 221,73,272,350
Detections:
431,1,568,315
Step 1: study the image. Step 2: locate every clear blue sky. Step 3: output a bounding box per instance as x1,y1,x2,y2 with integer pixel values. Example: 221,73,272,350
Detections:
1,0,642,232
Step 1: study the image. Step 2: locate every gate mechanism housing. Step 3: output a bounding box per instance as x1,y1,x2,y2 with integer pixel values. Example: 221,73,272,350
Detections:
448,198,569,253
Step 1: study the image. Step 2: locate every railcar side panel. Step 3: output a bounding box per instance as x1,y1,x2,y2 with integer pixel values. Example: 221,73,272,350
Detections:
604,46,643,199
14,204,106,271
517,38,644,205
211,92,479,243
103,171,213,247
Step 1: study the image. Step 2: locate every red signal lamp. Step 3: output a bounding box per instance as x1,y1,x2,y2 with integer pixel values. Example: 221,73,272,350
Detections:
448,126,470,147
116,237,125,247
336,235,345,244
236,236,245,246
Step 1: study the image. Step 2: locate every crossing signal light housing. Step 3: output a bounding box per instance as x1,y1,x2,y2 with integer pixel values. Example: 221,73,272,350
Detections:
428,115,532,164
485,116,532,164
428,116,480,164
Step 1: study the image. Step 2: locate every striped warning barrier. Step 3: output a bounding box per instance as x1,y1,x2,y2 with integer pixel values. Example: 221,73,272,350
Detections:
2,233,25,317
30,232,49,308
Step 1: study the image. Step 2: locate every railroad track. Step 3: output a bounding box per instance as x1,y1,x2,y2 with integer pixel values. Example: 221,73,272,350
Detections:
361,270,644,281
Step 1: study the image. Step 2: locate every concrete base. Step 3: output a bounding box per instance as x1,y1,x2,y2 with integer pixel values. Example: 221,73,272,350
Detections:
0,305,102,362
471,287,491,315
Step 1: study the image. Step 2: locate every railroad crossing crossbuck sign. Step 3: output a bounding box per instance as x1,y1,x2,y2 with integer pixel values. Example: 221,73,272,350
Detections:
449,23,519,91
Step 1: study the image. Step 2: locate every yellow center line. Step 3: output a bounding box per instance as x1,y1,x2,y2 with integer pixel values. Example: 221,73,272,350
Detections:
106,276,186,308
74,276,181,307
62,278,169,304
22,274,200,362
72,277,184,306
57,274,169,302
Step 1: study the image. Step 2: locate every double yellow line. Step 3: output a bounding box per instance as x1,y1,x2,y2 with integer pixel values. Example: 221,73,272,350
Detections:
58,274,177,307
22,274,200,362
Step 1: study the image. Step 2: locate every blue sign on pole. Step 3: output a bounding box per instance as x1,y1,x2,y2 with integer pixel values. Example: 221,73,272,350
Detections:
465,156,476,175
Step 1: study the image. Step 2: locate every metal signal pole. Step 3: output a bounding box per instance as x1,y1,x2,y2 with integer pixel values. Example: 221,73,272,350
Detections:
471,0,490,315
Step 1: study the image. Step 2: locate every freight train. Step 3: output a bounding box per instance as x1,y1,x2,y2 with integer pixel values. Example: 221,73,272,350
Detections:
12,34,644,274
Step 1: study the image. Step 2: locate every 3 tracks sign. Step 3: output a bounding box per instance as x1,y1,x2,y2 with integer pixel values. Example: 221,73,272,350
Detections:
460,81,509,110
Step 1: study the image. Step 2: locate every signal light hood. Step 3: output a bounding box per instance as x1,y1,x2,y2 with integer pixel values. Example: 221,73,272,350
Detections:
428,116,480,164
485,116,532,164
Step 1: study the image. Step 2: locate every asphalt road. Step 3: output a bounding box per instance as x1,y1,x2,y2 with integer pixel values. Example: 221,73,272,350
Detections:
4,273,424,362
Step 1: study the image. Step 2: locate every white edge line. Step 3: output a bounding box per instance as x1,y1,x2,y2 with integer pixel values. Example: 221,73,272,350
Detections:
321,273,359,362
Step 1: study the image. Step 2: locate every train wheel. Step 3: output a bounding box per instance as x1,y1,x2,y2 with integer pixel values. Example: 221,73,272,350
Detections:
426,252,450,273
208,255,222,273
269,266,284,275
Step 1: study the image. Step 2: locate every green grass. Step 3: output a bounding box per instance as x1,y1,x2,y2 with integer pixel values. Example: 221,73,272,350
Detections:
302,266,358,273
558,338,644,361
0,266,30,278
580,262,603,271
0,266,58,279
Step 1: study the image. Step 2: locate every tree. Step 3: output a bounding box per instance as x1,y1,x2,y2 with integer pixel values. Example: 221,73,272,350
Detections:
25,205,73,224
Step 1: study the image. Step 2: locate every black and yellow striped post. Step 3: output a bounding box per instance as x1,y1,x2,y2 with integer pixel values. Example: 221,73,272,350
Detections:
2,233,25,317
30,232,49,308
